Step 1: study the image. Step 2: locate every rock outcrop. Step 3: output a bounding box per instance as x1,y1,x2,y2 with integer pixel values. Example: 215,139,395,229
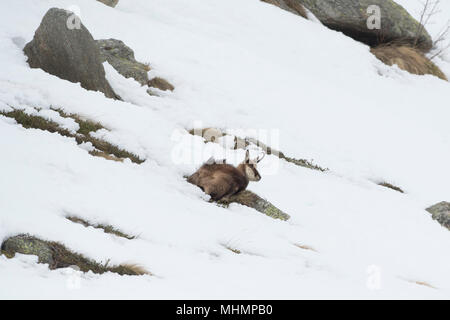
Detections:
23,8,119,99
426,202,450,230
96,39,150,86
298,0,433,51
219,190,291,221
261,0,308,18
97,0,119,7
1,235,55,265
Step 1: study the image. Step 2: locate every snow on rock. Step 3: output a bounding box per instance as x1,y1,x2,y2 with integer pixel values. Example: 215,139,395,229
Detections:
0,0,449,299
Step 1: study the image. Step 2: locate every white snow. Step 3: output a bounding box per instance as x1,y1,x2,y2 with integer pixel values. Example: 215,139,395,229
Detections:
0,0,449,299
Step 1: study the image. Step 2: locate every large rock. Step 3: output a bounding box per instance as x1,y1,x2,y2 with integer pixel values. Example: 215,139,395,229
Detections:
97,0,119,7
96,39,150,86
24,8,119,99
426,202,450,230
298,0,433,51
219,190,291,221
1,235,55,265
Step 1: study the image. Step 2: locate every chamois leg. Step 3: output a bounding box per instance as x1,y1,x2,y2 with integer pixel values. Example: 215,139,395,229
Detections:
204,185,227,201
220,185,241,203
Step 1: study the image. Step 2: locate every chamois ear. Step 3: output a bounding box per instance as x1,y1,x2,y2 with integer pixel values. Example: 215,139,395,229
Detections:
206,156,215,165
244,150,250,163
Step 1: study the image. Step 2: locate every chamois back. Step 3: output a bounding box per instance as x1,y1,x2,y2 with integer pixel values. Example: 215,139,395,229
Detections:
188,156,263,200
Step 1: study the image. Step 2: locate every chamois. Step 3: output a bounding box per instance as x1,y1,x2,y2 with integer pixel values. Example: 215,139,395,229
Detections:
188,150,264,201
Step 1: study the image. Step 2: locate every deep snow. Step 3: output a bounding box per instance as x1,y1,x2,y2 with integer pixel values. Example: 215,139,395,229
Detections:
0,0,449,299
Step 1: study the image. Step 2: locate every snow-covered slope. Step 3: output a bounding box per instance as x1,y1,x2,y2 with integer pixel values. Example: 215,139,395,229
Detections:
0,0,449,299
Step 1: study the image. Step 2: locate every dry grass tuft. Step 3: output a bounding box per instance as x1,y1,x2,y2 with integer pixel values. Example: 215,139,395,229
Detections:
119,263,151,276
66,216,136,240
371,44,448,80
294,243,318,252
378,182,404,193
404,278,437,289
1,108,144,164
222,244,242,255
412,280,437,289
148,77,175,91
143,62,151,72
89,150,124,162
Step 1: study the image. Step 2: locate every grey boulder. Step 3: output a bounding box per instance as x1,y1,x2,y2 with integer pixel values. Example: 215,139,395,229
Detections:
96,39,150,86
24,8,119,99
97,0,119,7
298,0,433,51
426,202,450,230
1,235,55,265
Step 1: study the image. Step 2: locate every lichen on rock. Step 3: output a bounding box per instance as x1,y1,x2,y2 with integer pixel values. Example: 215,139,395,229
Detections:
1,235,149,275
96,39,150,86
426,202,450,230
297,0,433,51
219,190,291,221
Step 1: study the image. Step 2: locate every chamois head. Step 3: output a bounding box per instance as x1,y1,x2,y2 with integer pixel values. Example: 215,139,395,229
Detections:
238,150,264,182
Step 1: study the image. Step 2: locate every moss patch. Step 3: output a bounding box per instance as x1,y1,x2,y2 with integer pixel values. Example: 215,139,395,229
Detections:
1,235,149,276
67,216,136,240
52,109,105,136
75,117,104,136
0,110,72,137
188,127,328,172
77,135,144,164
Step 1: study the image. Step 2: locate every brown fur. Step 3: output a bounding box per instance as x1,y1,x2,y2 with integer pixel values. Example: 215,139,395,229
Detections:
188,155,262,201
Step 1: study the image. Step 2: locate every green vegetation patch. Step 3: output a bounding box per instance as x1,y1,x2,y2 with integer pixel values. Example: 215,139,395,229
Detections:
0,109,72,137
1,108,144,164
1,234,149,276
